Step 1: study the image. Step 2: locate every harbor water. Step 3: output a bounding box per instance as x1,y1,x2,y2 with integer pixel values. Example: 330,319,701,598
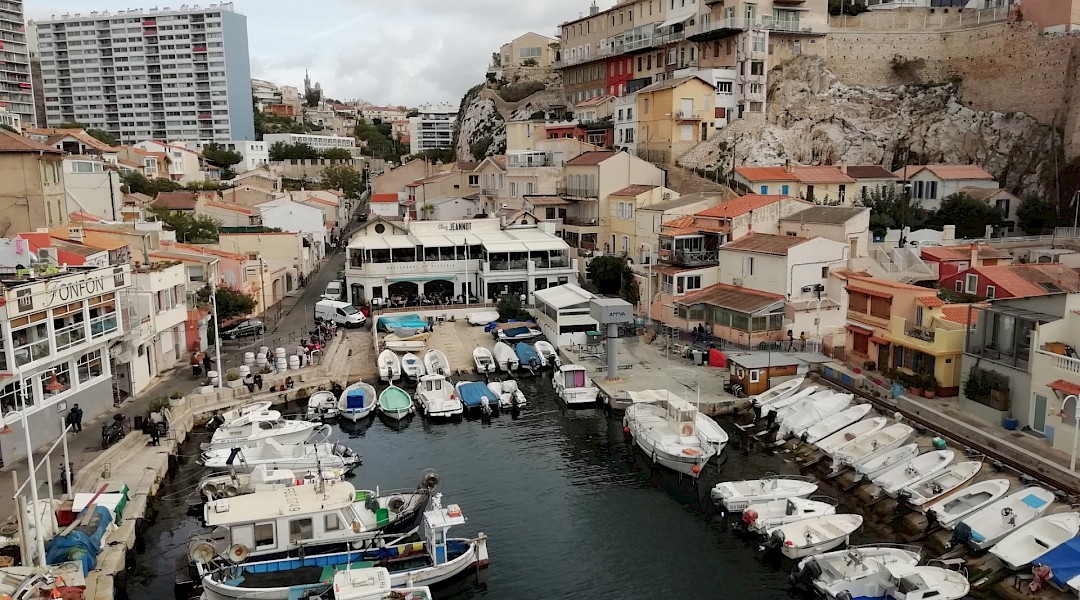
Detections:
129,374,889,600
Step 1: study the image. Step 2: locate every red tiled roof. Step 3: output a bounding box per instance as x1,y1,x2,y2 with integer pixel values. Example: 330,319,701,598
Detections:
844,165,898,180
939,303,986,326
676,282,784,313
574,95,614,108
661,215,696,229
152,191,199,211
920,246,970,262
69,211,103,223
0,129,63,153
45,130,117,153
845,274,937,291
791,166,855,184
610,184,657,197
846,324,873,336
371,193,399,203
916,296,946,307
957,264,1080,298
721,233,810,255
696,195,792,218
846,285,893,300
565,151,619,166
204,201,252,215
735,166,799,182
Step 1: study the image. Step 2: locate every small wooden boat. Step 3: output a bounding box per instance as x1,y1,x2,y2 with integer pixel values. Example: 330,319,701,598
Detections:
711,474,818,513
553,364,598,406
792,545,923,599
423,349,450,378
765,514,863,559
486,380,526,409
777,393,854,439
414,375,463,419
925,478,1011,530
401,353,425,380
852,443,919,482
473,346,496,375
533,340,559,368
378,350,401,382
898,461,982,507
802,404,872,445
871,450,955,499
953,486,1056,550
338,381,378,422
831,424,914,474
377,385,414,421
815,417,888,456
750,377,807,410
624,399,716,478
990,512,1080,570
493,341,518,372
744,496,838,536
304,391,339,421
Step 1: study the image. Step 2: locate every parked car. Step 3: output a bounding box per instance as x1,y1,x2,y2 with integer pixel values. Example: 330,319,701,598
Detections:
220,319,265,340
908,239,944,247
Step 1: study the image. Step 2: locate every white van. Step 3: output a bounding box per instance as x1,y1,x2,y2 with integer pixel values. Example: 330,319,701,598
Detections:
322,280,344,301
314,299,366,327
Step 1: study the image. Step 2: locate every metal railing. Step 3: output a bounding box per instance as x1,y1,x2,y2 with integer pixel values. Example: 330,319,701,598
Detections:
905,324,936,343
557,186,599,199
675,109,704,120
829,5,1012,31
698,16,828,35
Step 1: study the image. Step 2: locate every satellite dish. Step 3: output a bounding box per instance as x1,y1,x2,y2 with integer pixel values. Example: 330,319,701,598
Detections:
227,543,250,564
188,540,216,564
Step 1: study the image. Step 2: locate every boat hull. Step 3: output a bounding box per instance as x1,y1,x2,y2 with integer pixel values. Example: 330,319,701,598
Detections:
340,405,376,422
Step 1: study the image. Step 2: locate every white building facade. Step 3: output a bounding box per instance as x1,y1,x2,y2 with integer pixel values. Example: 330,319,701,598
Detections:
63,156,123,221
115,262,188,397
255,197,328,258
263,133,357,155
0,0,34,129
180,140,269,173
613,94,638,154
408,102,458,155
135,141,206,182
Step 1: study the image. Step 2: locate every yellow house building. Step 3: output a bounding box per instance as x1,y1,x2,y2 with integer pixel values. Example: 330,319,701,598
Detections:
497,32,558,69
607,185,680,258
883,297,980,397
0,129,69,236
635,75,716,165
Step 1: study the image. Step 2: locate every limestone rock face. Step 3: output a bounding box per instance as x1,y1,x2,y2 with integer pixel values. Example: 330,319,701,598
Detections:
454,70,567,162
455,96,505,162
679,55,1058,196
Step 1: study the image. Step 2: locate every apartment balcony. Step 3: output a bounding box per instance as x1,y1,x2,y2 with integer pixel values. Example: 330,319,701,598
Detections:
193,46,207,53
658,248,719,267
480,186,501,196
1037,349,1080,377
905,323,936,343
696,17,827,36
556,186,599,200
675,109,704,121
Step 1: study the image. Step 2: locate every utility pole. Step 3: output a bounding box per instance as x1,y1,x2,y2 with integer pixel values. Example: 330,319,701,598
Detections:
108,168,118,222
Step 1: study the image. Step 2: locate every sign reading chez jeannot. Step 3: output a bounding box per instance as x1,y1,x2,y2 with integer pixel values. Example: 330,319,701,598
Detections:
3,265,130,318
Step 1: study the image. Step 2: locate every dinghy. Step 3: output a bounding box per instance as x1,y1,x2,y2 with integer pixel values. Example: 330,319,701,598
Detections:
749,377,806,410
953,486,1056,551
744,496,839,535
802,404,873,445
401,353,425,380
711,474,818,513
898,461,982,507
765,514,863,559
871,450,955,499
423,349,450,378
378,350,401,382
553,364,598,406
493,341,519,372
466,309,499,326
515,342,544,373
623,399,716,478
815,417,888,456
792,545,922,599
199,439,360,474
831,424,915,473
304,391,339,421
377,385,414,421
817,562,969,600
456,381,498,416
852,443,920,482
486,380,526,409
338,381,378,422
473,346,496,375
765,387,828,421
533,340,559,368
382,332,429,353
203,410,326,451
990,512,1080,570
925,478,1011,530
777,393,854,439
413,374,463,419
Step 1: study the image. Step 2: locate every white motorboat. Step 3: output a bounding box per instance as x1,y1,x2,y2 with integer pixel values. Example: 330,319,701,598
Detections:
198,464,346,502
802,404,873,445
853,444,920,482
831,424,915,473
378,350,401,383
199,439,360,474
203,410,326,451
400,353,425,380
744,496,838,536
533,340,560,368
765,514,863,559
793,545,923,599
423,349,451,378
627,389,727,457
818,562,970,600
382,332,429,353
815,417,888,456
553,364,599,406
330,568,433,600
711,474,818,513
623,399,716,478
990,512,1080,570
338,381,378,422
871,450,955,499
414,374,464,419
493,341,519,372
764,387,827,420
750,377,806,410
216,401,273,424
304,391,339,421
926,478,1011,530
473,346,496,375
486,380,526,409
494,324,543,342
777,393,854,439
466,309,499,326
898,461,982,507
953,486,1057,550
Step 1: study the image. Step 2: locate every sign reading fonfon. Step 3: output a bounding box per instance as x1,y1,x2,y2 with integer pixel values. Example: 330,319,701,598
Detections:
2,265,131,318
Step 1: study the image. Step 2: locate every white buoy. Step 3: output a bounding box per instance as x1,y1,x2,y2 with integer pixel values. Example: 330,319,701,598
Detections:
256,355,267,367
259,345,269,355
275,347,287,357
275,358,287,372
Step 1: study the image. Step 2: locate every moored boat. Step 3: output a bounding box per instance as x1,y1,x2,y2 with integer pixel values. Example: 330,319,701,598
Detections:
925,478,1011,530
423,349,450,378
711,473,818,513
871,450,955,499
553,364,599,406
990,512,1080,570
765,514,863,559
815,562,970,600
413,374,463,419
198,464,347,502
203,410,326,452
456,381,498,416
802,404,872,444
401,353,425,381
338,381,378,422
952,486,1056,551
378,350,401,383
897,461,982,507
472,346,496,375
493,341,518,372
514,342,543,373
777,393,854,439
466,309,499,326
329,568,432,600
198,439,360,475
212,401,273,427
305,391,339,421
792,544,923,599
377,385,414,421
623,399,716,478
744,496,838,536
852,443,920,482
749,376,806,410
486,380,526,409
831,424,915,474
815,417,888,457
533,340,559,368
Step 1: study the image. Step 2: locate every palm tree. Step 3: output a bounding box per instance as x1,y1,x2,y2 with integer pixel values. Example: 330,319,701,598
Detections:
420,203,435,220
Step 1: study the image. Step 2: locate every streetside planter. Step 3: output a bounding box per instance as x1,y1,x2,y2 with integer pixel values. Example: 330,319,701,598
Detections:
226,371,242,389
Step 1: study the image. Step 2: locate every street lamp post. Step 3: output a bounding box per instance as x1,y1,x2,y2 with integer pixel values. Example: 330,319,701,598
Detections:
1064,394,1080,472
644,244,654,326
209,259,224,389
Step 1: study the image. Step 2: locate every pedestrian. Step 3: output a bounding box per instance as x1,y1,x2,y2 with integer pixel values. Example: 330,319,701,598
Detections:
69,403,83,433
285,376,295,390
202,352,212,375
148,422,160,446
190,352,202,378
243,372,255,393
254,372,264,391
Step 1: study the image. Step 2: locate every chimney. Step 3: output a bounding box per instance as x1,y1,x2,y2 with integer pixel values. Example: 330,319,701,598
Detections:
839,163,847,175
970,242,979,265
943,224,956,243
590,1,599,15
68,226,85,243
784,159,792,174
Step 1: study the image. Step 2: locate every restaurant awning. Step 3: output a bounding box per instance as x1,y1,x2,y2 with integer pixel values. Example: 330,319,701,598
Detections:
870,336,890,346
1049,379,1080,397
386,275,456,282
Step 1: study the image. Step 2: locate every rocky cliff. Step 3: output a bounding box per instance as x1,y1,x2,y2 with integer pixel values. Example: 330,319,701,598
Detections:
454,68,566,162
678,55,1060,197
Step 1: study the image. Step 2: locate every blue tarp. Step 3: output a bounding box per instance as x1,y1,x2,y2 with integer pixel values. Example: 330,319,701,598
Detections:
515,343,540,367
346,389,367,409
47,505,112,575
377,314,427,333
503,327,531,338
1035,534,1080,587
458,382,495,409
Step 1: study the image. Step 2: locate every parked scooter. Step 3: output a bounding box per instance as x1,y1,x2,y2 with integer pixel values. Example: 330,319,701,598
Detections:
101,415,125,450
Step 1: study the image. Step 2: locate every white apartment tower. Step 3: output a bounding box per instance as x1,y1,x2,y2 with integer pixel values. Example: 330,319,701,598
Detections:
35,3,255,144
0,0,36,128
408,102,458,155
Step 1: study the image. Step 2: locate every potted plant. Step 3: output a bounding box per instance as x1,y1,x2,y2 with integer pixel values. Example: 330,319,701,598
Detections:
226,371,242,389
904,373,922,397
863,360,876,372
922,373,938,399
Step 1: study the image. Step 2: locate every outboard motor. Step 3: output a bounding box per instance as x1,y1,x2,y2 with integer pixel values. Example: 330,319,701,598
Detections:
763,530,785,555
206,414,225,432
791,558,823,590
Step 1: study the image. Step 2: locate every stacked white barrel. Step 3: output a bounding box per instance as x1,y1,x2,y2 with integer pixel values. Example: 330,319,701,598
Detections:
207,370,219,386
288,355,301,370
238,365,250,379
274,347,288,372
244,352,255,368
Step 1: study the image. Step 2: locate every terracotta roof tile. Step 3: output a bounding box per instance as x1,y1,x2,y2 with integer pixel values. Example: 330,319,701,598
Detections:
371,193,399,203
721,233,810,255
916,296,946,307
791,166,856,184
958,264,1080,297
69,211,104,223
844,165,898,180
940,303,987,326
0,129,63,153
735,166,799,182
845,274,936,291
676,282,784,313
610,184,658,197
574,95,615,108
152,191,199,211
1049,380,1080,397
696,194,795,218
565,151,619,166
661,215,696,229
204,201,252,215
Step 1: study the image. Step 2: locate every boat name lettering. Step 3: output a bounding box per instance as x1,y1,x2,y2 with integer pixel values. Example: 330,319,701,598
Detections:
283,487,302,512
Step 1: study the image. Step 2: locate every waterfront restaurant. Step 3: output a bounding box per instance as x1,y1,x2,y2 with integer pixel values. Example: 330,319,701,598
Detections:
345,217,578,305
0,264,131,464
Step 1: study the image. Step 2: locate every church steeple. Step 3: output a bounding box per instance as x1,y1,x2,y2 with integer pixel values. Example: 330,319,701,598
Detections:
304,69,311,95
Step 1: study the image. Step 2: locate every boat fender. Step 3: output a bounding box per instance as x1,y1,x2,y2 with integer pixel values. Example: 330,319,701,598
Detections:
692,464,702,475
227,544,249,564
741,510,758,526
352,520,362,534
421,472,441,491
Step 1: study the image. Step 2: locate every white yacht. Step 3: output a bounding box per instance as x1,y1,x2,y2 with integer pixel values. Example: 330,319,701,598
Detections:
414,374,464,419
199,439,360,474
711,474,818,513
553,364,599,406
623,398,716,478
953,486,1056,551
198,464,347,502
203,410,326,451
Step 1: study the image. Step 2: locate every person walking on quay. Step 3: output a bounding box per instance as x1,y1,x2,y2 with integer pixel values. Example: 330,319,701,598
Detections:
202,352,212,376
69,404,83,433
190,352,203,378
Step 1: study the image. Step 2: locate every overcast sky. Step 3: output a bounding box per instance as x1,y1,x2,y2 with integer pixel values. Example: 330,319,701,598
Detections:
28,0,593,106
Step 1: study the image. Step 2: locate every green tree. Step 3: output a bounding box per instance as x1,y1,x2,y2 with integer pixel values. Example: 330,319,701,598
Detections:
201,142,243,180
0,123,17,133
929,193,1004,239
1016,195,1061,234
86,129,118,146
496,293,529,321
587,255,631,295
304,87,322,108
319,165,365,199
198,285,257,321
268,141,322,161
120,171,184,196
320,147,353,160
150,206,222,243
856,184,923,240
55,121,86,129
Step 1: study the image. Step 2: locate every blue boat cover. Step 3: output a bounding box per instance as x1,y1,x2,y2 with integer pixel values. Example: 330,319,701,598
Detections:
346,389,367,409
47,505,112,574
503,326,531,338
1035,534,1080,587
515,343,540,366
458,382,495,408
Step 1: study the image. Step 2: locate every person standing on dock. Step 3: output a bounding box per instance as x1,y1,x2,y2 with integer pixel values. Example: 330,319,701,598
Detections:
202,353,212,376
69,404,83,433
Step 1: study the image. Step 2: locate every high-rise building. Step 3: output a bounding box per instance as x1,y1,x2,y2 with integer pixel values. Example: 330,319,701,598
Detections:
409,102,457,155
0,0,36,128
34,2,255,144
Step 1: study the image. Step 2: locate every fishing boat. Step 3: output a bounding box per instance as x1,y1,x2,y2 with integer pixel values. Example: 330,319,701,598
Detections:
952,486,1056,551
338,381,378,422
815,417,888,456
553,364,599,406
472,347,496,375
897,461,982,507
758,386,822,421
456,381,498,416
305,391,340,421
830,424,915,474
777,393,854,439
378,350,401,383
377,385,414,421
493,341,518,372
990,512,1080,570
197,494,489,599
466,309,499,326
925,478,1011,530
199,439,361,474
422,349,450,378
413,375,463,419
623,398,716,478
514,342,543,373
328,568,432,600
744,496,839,536
486,380,526,409
198,464,347,502
203,410,327,451
871,450,955,499
792,545,923,599
749,377,806,410
626,389,728,456
400,353,425,381
802,404,873,445
711,474,818,513
852,444,920,482
812,562,970,600
533,340,559,368
213,401,273,427
765,514,864,559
